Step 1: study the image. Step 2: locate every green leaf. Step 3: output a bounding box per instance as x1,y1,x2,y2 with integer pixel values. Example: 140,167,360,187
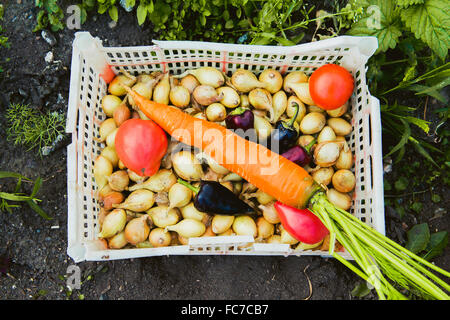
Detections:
394,176,408,191
347,0,403,53
401,0,450,60
26,199,52,220
0,192,32,202
0,171,32,181
225,20,234,29
137,4,147,25
384,118,411,159
109,6,118,22
406,223,430,254
423,231,448,260
397,0,425,5
30,177,43,198
351,282,372,297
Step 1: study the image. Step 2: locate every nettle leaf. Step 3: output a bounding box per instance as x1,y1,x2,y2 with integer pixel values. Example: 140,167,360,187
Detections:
397,0,424,6
406,223,430,254
347,0,402,53
401,0,450,60
423,231,448,260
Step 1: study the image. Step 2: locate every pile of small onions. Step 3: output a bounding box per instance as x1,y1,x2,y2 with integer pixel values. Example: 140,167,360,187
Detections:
93,66,356,251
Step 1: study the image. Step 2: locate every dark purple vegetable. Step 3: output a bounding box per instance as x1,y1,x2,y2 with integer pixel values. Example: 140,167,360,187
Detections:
267,103,300,153
281,138,316,167
225,107,254,132
177,179,254,216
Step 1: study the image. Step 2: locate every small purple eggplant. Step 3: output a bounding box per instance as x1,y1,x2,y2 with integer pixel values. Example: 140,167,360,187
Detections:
225,107,254,131
281,138,316,167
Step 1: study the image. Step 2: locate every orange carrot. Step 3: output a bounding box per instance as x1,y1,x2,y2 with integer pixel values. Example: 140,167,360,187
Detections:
124,86,321,208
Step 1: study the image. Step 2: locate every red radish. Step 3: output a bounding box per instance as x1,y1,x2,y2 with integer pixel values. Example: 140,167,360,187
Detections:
274,201,329,244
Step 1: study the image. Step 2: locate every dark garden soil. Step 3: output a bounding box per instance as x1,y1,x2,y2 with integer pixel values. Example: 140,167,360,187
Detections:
0,2,448,300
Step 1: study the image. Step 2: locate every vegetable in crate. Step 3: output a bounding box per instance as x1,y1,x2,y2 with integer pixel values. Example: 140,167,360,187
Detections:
177,179,254,216
281,138,315,167
225,107,254,132
114,118,168,177
308,64,354,110
123,76,450,300
267,103,300,153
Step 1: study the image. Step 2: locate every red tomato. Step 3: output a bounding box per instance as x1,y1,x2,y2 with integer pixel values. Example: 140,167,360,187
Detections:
115,119,168,177
309,64,354,110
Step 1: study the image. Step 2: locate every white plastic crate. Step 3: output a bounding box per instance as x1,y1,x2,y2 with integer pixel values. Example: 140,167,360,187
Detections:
66,32,384,262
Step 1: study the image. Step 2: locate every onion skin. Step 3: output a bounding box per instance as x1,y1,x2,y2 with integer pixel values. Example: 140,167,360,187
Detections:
153,73,170,105
193,85,222,106
100,191,124,211
211,215,235,234
332,169,356,193
259,69,283,94
299,112,326,135
180,74,200,93
108,231,128,249
108,73,137,96
311,167,334,186
232,215,257,237
147,205,180,228
124,215,151,245
190,67,225,88
217,86,240,109
313,141,342,167
171,151,203,181
112,189,155,212
101,146,119,168
94,155,113,190
170,85,191,108
327,118,352,136
231,69,267,93
98,208,127,239
165,218,206,238
327,188,352,211
283,71,308,93
102,95,122,117
149,228,172,247
107,170,129,192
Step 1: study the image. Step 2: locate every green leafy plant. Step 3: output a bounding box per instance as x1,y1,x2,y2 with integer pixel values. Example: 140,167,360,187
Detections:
0,171,52,220
5,103,66,157
406,223,448,261
34,0,65,32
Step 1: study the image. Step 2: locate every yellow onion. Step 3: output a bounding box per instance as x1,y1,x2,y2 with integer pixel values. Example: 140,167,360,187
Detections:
240,94,250,108
220,181,234,192
105,128,118,148
317,126,336,143
280,225,299,245
100,146,119,168
108,72,137,96
327,101,348,118
290,82,315,105
259,69,283,94
283,71,308,93
335,144,353,170
107,170,129,192
254,114,272,140
202,153,229,175
118,159,126,170
327,188,352,211
249,189,275,205
216,86,240,108
299,112,326,135
94,155,113,190
221,172,243,182
128,169,177,192
128,169,147,184
270,90,287,123
179,202,207,222
286,96,306,123
180,74,200,93
295,240,323,251
313,141,342,167
101,95,122,117
187,67,224,88
206,103,227,122
308,105,326,113
258,202,280,224
113,104,131,127
98,185,113,202
153,72,170,104
96,118,117,143
266,235,282,244
113,189,155,212
108,231,128,249
311,167,334,186
193,85,222,106
297,135,315,148
248,88,272,112
170,85,191,108
231,69,267,92
218,228,235,236
98,208,127,238
232,215,257,237
149,227,172,247
193,112,207,120
327,118,352,136
332,169,356,193
168,183,192,208
256,217,274,240
211,215,235,234
171,151,203,181
165,219,206,238
136,73,154,84
124,215,151,245
100,191,124,211
128,75,160,107
201,225,216,237
147,205,180,228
